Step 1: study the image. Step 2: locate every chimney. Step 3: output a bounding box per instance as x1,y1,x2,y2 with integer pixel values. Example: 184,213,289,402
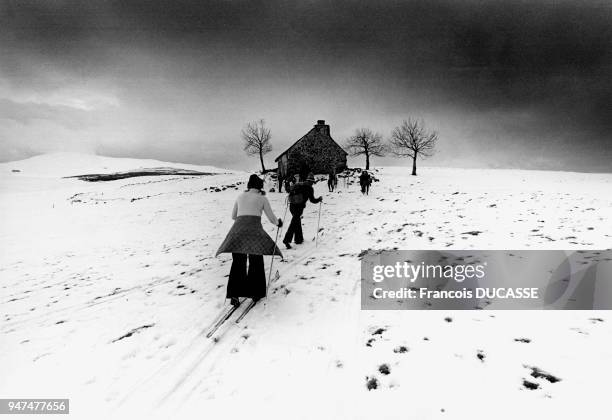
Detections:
314,120,330,136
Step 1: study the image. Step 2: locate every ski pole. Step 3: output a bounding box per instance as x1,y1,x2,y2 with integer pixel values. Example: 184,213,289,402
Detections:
281,199,288,261
315,201,322,247
283,196,289,221
266,198,288,300
267,224,281,301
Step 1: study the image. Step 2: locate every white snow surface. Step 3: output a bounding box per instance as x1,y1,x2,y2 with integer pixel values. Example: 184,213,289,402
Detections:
1,154,611,419
0,152,229,178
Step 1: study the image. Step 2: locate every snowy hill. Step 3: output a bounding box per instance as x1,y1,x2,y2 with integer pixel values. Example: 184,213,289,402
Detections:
0,152,231,178
1,154,611,419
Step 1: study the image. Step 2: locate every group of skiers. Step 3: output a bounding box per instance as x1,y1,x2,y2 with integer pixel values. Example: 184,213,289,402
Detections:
216,168,372,305
328,168,372,195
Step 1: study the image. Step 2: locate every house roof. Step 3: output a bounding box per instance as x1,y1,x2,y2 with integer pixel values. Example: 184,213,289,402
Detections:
275,123,347,162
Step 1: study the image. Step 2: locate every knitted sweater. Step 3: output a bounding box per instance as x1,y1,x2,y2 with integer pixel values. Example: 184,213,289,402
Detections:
232,189,278,225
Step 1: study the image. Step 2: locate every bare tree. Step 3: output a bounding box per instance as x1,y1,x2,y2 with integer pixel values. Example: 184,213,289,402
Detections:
389,118,437,176
242,119,272,172
345,128,385,170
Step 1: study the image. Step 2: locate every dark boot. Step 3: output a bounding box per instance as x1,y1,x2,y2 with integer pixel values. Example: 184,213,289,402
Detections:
230,297,241,307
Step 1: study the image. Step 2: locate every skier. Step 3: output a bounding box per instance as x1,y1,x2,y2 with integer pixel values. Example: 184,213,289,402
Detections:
359,170,371,195
216,174,283,307
284,174,298,194
327,168,337,192
283,172,322,249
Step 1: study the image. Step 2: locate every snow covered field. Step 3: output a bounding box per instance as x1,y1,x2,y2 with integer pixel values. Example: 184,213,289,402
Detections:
1,153,611,419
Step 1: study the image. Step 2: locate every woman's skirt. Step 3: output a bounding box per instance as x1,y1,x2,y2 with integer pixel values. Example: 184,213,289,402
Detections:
216,215,283,258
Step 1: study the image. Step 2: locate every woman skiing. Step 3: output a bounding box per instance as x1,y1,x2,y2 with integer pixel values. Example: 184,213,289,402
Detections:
216,174,283,307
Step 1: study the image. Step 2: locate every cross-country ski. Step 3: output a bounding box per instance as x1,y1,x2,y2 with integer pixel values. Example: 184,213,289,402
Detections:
204,299,246,339
234,299,258,324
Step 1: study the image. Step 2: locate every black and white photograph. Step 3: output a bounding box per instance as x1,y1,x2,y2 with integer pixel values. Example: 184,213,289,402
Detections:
1,1,611,419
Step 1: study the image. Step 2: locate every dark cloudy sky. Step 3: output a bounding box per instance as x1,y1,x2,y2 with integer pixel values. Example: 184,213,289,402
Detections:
1,0,611,172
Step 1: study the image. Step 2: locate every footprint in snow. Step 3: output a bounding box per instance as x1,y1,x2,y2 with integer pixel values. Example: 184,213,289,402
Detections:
378,364,391,375
525,366,561,383
522,379,540,390
366,376,379,390
371,327,386,336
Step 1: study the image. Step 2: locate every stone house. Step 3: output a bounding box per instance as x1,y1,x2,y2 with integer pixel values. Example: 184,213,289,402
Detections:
275,120,347,187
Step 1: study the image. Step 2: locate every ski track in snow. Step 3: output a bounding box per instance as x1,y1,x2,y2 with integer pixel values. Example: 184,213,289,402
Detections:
1,155,612,419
